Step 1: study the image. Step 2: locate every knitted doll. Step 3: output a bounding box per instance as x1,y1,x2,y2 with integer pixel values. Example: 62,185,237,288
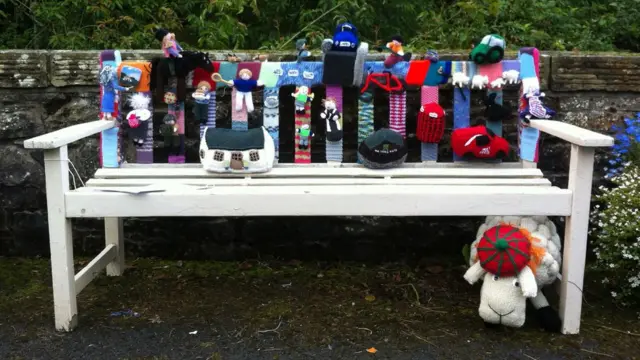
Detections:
99,65,131,120
291,86,315,114
296,39,311,62
297,124,314,150
125,93,152,147
382,35,411,68
212,69,263,112
192,81,212,124
321,97,343,142
155,28,183,59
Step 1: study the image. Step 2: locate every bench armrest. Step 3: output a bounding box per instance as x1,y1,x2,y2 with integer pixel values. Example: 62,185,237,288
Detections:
24,120,116,149
529,120,614,147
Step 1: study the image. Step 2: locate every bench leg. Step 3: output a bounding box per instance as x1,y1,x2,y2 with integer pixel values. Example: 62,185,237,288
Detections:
44,146,78,331
559,144,595,334
105,217,125,276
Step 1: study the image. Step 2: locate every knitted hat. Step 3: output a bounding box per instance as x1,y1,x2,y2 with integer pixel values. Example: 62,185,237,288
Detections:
391,35,403,44
155,28,169,41
295,39,307,50
357,128,407,169
416,103,445,143
476,224,531,277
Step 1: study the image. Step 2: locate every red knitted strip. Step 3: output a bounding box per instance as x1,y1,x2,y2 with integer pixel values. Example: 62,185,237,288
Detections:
294,102,312,164
406,60,431,86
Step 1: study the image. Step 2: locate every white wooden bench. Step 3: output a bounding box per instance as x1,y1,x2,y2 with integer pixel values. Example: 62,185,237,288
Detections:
23,48,614,334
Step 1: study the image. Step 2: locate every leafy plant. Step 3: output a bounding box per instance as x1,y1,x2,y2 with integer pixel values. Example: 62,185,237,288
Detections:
591,113,640,307
0,0,639,51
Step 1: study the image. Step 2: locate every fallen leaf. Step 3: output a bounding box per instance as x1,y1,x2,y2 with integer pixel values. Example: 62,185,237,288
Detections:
365,295,376,302
366,347,377,354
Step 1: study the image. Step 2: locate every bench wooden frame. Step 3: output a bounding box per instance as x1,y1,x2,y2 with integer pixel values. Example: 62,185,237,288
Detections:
23,48,614,334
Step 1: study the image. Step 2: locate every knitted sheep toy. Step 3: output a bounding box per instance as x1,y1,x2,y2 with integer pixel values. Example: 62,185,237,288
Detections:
464,215,562,332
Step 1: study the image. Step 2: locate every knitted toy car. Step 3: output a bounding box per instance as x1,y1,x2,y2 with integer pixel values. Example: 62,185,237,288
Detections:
451,125,510,160
464,216,562,332
331,22,359,51
359,72,404,102
469,34,505,65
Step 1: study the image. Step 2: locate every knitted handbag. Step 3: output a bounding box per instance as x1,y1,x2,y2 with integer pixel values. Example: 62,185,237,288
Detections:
476,224,531,277
416,103,445,143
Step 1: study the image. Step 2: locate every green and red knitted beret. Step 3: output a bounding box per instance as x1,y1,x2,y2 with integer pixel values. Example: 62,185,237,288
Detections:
476,224,531,277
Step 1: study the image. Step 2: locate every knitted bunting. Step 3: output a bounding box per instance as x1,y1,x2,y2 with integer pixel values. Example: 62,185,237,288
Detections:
325,85,343,163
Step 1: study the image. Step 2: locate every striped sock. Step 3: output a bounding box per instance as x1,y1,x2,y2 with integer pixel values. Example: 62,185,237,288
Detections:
421,85,440,162
389,91,406,137
294,102,312,163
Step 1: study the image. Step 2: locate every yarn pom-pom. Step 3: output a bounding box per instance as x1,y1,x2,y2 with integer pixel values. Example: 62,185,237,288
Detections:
129,93,151,110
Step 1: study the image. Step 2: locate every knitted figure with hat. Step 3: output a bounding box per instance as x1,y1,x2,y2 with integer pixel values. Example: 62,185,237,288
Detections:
519,90,556,124
321,97,343,142
291,86,315,114
99,65,132,120
192,81,212,124
295,39,312,63
155,28,183,59
212,69,264,113
297,124,313,150
380,35,412,69
464,216,562,332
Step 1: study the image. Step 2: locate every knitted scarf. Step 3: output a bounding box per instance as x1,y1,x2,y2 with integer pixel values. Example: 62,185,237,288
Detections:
99,50,123,168
263,87,280,161
325,85,343,163
200,91,216,139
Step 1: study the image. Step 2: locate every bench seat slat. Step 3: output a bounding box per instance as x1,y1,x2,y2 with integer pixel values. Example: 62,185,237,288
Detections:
119,162,528,169
94,167,544,179
65,185,572,217
86,177,552,187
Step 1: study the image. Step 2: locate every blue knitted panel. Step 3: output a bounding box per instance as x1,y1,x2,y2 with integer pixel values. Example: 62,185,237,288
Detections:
275,62,323,88
326,140,343,162
231,120,248,131
364,61,409,78
453,87,471,161
421,143,438,161
263,87,280,159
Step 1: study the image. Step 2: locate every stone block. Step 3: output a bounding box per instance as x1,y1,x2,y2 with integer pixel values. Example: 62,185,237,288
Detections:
0,50,49,88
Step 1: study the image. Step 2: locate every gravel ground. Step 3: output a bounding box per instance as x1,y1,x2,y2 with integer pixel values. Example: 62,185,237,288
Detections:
0,257,638,360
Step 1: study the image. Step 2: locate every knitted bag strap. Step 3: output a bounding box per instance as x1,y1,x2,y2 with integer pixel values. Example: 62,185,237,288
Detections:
420,86,439,161
263,87,280,162
452,61,472,162
389,90,406,138
325,85,343,163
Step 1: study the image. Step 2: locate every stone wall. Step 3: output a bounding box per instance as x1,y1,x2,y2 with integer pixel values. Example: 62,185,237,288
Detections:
1,50,638,262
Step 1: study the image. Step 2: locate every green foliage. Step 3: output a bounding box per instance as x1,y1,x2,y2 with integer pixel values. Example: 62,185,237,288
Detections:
590,165,640,306
1,0,639,51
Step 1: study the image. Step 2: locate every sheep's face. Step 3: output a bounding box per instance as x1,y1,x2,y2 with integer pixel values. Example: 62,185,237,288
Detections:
478,273,528,327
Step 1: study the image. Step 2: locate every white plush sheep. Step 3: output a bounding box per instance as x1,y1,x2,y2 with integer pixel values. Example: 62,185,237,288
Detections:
502,70,520,84
471,75,489,89
490,77,506,89
464,215,562,332
451,72,470,87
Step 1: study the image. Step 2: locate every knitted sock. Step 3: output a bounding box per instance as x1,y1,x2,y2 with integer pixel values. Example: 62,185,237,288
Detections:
231,88,249,131
136,92,154,164
420,86,440,161
263,87,280,161
200,90,216,139
294,102,312,164
389,91,406,138
325,85,343,163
